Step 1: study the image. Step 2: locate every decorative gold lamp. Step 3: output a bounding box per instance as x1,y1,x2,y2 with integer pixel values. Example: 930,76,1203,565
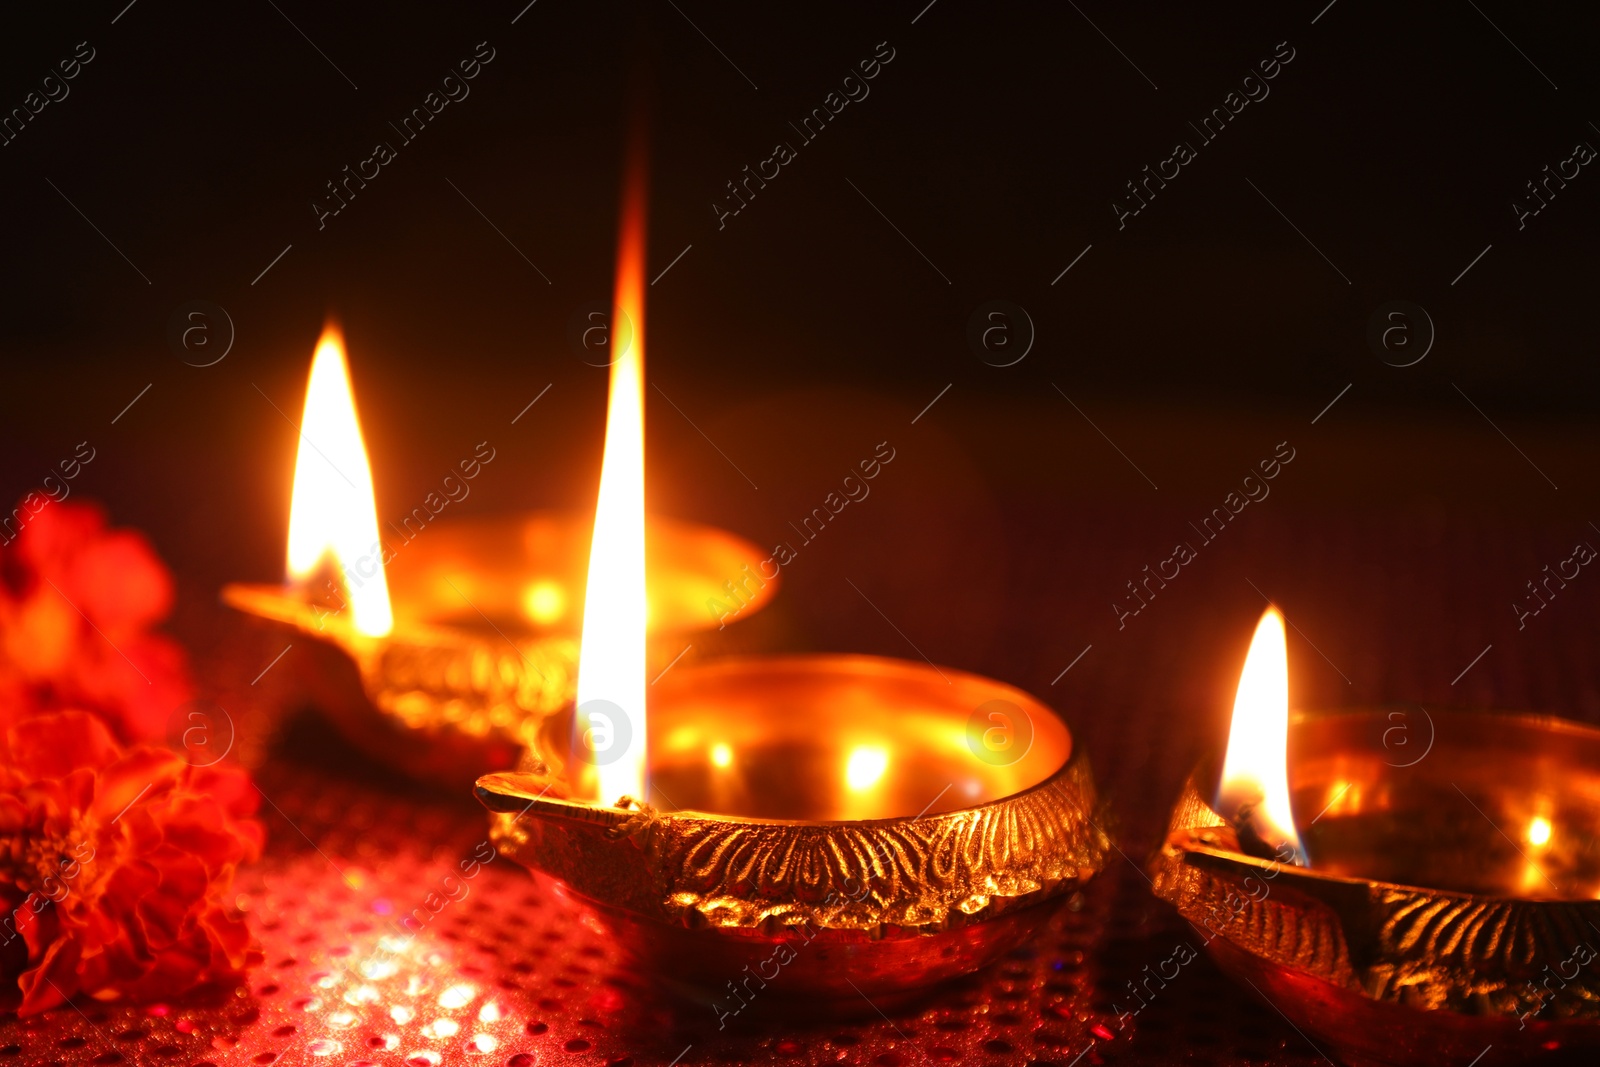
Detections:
475,185,1109,1007
478,654,1110,1008
223,326,776,788
1154,609,1600,1066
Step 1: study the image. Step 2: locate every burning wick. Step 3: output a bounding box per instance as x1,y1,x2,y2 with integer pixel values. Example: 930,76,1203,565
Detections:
1216,607,1307,865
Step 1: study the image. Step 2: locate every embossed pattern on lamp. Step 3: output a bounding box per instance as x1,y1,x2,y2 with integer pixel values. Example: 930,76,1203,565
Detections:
1153,607,1600,1067
479,652,1111,1008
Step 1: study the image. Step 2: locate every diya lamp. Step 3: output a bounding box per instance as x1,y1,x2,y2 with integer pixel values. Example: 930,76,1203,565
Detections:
223,314,775,786
1153,607,1600,1066
478,655,1108,1009
475,159,1110,1009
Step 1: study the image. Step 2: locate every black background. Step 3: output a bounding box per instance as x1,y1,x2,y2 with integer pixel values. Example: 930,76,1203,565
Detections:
0,0,1597,731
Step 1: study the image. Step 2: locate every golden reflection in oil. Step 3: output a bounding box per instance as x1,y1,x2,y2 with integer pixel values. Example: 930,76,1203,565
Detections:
845,745,890,791
1317,780,1361,822
521,580,567,625
624,656,1071,821
1517,813,1556,896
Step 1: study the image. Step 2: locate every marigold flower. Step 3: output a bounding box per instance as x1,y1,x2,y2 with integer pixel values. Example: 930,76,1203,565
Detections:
0,500,193,743
0,711,263,1014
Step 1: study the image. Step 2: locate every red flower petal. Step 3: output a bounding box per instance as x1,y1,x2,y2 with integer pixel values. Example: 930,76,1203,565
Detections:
13,502,103,576
1,710,264,1013
66,530,174,633
89,746,184,825
1,500,194,747
5,711,120,779
15,934,79,1016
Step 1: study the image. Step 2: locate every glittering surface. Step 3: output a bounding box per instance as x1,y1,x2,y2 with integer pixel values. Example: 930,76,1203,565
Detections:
8,503,1599,1066
0,739,1325,1067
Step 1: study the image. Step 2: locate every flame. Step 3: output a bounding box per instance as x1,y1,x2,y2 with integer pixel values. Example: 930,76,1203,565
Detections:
285,324,393,637
1217,607,1305,862
574,166,649,804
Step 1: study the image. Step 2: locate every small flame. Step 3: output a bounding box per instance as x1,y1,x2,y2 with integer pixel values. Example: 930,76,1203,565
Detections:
1217,607,1305,862
285,324,393,637
574,162,649,804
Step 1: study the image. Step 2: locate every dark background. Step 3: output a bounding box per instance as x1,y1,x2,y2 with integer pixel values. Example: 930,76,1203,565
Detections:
1,0,1597,739
3,6,1600,1063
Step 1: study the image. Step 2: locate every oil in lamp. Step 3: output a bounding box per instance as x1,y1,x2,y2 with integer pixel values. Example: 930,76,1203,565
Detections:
476,158,1111,1009
1154,607,1600,1066
222,322,776,788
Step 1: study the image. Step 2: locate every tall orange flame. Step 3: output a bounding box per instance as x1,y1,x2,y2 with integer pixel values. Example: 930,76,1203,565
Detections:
1217,607,1305,862
574,161,649,805
285,324,393,637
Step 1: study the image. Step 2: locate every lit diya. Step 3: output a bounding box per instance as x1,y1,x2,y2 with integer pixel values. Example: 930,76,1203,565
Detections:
475,157,1109,1008
1154,608,1600,1066
224,325,775,786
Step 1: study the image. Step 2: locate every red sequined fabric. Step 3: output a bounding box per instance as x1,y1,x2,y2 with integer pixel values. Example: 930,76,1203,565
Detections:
4,508,1593,1066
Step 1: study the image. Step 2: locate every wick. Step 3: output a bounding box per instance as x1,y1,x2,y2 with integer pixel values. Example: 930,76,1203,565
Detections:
1228,800,1306,866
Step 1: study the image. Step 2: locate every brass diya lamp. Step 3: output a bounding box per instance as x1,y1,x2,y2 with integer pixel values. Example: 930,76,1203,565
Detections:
223,322,776,787
475,173,1109,1007
478,653,1109,1009
1154,608,1600,1067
